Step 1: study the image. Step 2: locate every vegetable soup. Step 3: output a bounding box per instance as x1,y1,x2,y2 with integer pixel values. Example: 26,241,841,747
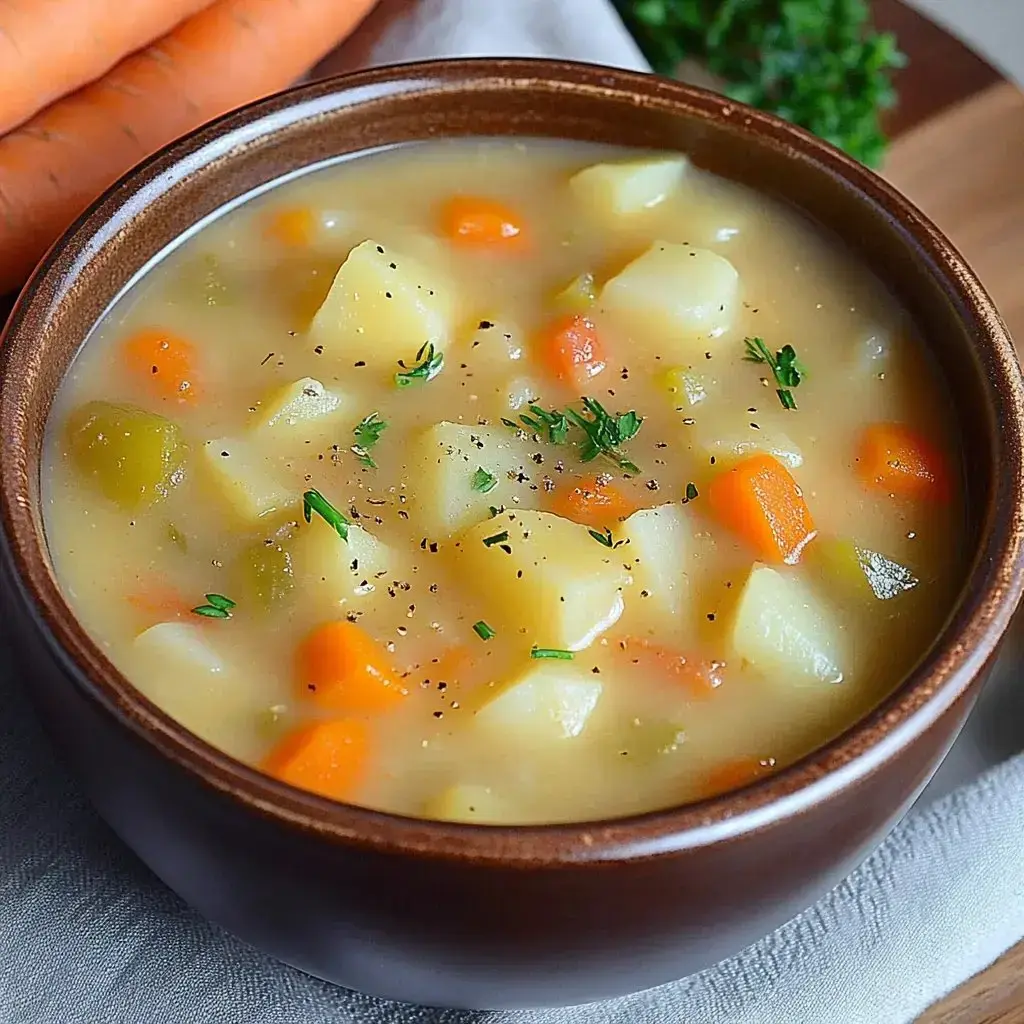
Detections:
42,139,964,824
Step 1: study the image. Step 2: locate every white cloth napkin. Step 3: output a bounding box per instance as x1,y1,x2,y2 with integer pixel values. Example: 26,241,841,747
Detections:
4,2,1022,1022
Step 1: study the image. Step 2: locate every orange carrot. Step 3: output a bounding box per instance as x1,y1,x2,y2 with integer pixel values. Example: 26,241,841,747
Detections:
262,718,369,801
122,328,200,404
0,0,380,295
264,206,316,248
550,474,637,528
538,313,607,386
617,637,725,700
127,584,191,623
0,0,213,136
700,756,777,799
856,423,950,501
439,196,526,249
707,454,817,564
296,620,405,714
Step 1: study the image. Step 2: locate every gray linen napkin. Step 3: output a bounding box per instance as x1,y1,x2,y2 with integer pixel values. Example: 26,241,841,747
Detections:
3,2,1023,1021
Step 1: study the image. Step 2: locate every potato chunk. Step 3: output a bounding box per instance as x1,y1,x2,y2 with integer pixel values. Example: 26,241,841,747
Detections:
620,503,690,626
200,437,294,523
309,239,453,373
453,509,629,651
569,156,687,216
601,242,739,352
731,565,844,686
251,377,350,452
409,422,532,537
698,424,804,470
474,661,603,742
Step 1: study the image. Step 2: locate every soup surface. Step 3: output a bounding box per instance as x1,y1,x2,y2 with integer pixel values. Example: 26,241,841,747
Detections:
43,139,964,824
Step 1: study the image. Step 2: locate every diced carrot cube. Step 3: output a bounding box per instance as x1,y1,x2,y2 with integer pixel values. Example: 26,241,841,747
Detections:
856,423,950,501
263,719,369,802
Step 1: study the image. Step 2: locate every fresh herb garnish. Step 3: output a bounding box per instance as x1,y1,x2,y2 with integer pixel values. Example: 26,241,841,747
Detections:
482,530,509,547
505,405,571,445
683,482,699,502
303,488,350,541
744,337,804,410
473,620,496,641
192,593,235,619
531,647,574,660
395,342,444,387
589,527,614,548
613,0,905,167
471,467,498,493
352,412,388,468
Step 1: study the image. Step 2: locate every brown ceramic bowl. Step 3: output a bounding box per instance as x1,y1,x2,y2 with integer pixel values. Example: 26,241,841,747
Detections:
0,59,1022,1010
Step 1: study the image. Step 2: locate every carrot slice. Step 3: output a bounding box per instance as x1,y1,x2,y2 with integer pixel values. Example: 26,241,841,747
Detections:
700,756,777,799
296,621,405,714
617,637,725,700
439,196,525,248
707,454,817,564
538,313,607,385
127,584,191,623
262,719,369,802
550,474,637,528
856,423,950,501
264,207,316,248
122,328,200,404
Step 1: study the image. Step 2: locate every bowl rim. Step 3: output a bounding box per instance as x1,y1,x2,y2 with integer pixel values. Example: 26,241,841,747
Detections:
2,57,1023,867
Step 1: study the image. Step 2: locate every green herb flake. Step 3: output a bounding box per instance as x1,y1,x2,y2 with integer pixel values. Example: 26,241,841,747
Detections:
515,405,571,445
352,412,388,468
531,647,574,661
683,482,699,503
303,488,350,542
473,620,496,641
471,467,498,494
744,337,804,410
395,342,444,388
482,530,509,548
588,527,614,548
192,593,236,619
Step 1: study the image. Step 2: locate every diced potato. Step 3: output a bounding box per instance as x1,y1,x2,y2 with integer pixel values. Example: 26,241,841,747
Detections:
290,516,396,614
620,503,690,625
731,565,844,686
504,376,542,411
452,509,630,650
309,239,453,373
409,422,532,537
552,272,597,315
200,437,295,523
66,401,187,511
129,622,255,750
463,318,525,373
697,425,804,470
423,783,518,824
251,377,350,452
661,366,717,407
601,242,739,354
569,157,687,216
474,661,603,742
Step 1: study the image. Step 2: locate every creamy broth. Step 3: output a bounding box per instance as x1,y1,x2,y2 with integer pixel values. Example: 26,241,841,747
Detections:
43,139,964,824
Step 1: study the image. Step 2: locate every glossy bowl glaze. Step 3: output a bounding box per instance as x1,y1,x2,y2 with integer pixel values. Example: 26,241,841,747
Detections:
1,60,1022,1010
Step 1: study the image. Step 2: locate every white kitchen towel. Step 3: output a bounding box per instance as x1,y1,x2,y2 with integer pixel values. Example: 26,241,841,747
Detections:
2,1,1022,1022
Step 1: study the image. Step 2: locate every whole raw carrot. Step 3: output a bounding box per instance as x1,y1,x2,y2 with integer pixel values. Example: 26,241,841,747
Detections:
0,0,213,135
0,0,379,295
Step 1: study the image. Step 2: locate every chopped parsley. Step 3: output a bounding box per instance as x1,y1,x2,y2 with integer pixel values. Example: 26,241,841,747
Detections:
352,412,388,468
744,337,804,410
395,342,444,387
482,530,509,547
588,527,614,548
531,647,574,660
683,481,699,502
503,405,570,445
473,620,496,641
192,593,235,619
471,467,498,493
303,488,350,542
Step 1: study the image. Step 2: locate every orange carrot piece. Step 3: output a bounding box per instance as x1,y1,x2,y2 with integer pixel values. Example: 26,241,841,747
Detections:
0,0,380,295
439,196,526,249
264,207,316,248
296,620,405,714
617,637,725,700
856,423,950,501
700,756,777,799
122,328,200,404
0,0,212,136
262,718,369,802
550,474,637,528
707,454,817,564
127,584,191,622
538,313,607,386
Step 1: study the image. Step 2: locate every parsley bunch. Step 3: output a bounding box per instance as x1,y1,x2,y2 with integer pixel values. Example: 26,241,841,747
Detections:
613,0,905,166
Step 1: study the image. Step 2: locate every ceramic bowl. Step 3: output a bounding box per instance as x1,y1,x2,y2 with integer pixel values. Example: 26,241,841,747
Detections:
1,59,1022,1010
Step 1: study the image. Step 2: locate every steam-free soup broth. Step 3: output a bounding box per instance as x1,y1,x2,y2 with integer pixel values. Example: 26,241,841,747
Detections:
43,139,963,824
